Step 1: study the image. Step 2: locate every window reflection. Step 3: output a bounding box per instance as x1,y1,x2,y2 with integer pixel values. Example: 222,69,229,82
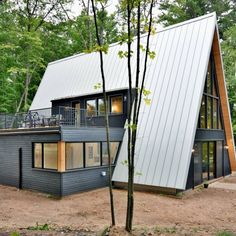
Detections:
66,143,83,169
86,99,96,116
102,142,119,165
111,96,123,114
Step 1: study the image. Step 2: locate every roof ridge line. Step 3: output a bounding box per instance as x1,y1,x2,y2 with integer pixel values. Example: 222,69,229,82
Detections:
48,12,216,66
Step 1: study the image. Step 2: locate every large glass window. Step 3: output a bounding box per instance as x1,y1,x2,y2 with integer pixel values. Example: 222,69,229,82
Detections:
66,143,83,169
85,143,101,167
86,99,96,116
34,143,42,168
44,143,58,169
110,96,123,114
98,98,105,116
202,142,216,181
207,97,212,129
198,55,223,130
102,142,119,165
213,99,217,129
33,143,57,170
200,96,206,128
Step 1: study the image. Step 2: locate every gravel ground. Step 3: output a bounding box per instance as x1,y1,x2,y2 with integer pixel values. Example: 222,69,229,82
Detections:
0,177,236,235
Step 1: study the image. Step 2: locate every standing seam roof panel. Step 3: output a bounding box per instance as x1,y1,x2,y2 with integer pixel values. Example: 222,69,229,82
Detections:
112,13,217,190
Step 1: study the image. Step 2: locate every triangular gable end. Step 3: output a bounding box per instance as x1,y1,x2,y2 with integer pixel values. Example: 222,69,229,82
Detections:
212,27,236,171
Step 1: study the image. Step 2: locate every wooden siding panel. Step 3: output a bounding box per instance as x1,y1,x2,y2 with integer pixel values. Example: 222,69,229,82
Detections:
212,30,236,171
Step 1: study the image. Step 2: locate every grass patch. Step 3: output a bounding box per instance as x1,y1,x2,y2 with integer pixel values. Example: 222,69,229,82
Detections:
216,231,236,236
10,232,21,236
27,223,50,231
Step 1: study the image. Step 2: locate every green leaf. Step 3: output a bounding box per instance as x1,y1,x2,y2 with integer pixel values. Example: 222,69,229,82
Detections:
94,82,102,90
144,98,151,106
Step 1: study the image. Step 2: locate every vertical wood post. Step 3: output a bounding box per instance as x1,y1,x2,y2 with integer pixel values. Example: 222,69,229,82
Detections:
58,141,66,172
212,30,236,171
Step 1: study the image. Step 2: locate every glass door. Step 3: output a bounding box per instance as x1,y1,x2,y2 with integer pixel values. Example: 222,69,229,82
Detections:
202,142,208,181
202,141,216,181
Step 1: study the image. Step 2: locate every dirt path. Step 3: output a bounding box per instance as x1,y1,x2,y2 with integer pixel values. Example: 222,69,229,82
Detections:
0,178,236,235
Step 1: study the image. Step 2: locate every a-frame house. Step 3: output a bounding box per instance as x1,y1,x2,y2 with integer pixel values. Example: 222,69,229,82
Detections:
0,12,235,196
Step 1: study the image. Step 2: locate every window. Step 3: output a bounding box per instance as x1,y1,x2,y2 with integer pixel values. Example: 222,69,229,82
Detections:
66,143,83,169
86,99,96,116
85,143,101,167
33,143,58,170
198,55,223,130
110,96,123,114
65,141,120,169
98,98,105,116
102,142,119,165
34,143,42,168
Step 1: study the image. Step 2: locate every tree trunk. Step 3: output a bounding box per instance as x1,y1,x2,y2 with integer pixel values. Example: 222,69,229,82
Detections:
91,0,116,226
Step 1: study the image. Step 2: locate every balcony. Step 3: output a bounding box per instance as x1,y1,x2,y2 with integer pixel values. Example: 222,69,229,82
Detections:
0,106,126,130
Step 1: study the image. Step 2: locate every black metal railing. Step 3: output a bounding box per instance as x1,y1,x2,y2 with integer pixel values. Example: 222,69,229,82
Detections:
0,106,120,130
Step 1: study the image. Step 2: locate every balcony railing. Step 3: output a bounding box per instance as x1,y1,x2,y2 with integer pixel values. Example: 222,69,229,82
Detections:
0,106,123,130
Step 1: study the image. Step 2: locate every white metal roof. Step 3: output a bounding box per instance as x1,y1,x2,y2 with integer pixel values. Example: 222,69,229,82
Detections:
112,13,217,190
31,13,219,190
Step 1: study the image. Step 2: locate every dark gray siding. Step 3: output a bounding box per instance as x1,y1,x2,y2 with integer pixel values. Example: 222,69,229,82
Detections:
224,148,231,176
0,132,61,195
195,129,225,141
216,141,223,178
61,166,113,196
61,127,124,142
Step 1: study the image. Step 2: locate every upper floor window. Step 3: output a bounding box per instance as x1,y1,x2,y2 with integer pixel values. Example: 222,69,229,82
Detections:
110,96,123,114
86,95,123,117
86,99,96,116
198,55,223,130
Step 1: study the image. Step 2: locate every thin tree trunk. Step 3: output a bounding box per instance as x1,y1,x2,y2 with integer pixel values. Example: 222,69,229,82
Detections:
24,63,30,109
125,0,134,231
126,0,155,232
91,0,115,226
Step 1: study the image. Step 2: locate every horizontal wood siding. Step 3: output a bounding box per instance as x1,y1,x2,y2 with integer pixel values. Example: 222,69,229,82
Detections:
61,127,124,142
0,133,62,196
62,166,114,196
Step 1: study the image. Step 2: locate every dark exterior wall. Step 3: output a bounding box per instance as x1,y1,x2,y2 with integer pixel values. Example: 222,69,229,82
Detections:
186,129,231,189
0,132,61,195
61,166,114,196
52,89,128,128
61,127,124,142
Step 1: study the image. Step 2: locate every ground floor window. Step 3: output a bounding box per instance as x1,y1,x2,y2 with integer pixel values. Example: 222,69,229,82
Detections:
66,143,83,169
192,141,223,187
65,141,120,170
33,143,58,170
202,141,216,181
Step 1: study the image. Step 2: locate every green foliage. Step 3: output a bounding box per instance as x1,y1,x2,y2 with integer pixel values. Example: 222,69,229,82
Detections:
10,232,21,236
0,0,119,113
94,82,102,90
27,223,49,231
221,25,236,136
216,231,235,236
158,0,236,39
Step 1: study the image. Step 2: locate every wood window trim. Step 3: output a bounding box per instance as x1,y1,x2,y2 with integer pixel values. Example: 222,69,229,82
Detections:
212,29,236,171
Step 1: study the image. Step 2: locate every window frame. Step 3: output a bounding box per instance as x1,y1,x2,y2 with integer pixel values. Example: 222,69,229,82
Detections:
86,99,97,117
65,142,84,170
64,141,121,170
198,53,223,130
32,142,58,170
109,95,123,115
